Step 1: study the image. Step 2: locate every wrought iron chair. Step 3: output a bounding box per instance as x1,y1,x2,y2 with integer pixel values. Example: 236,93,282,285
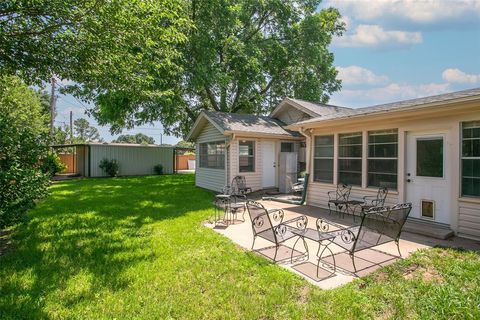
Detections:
232,176,252,195
222,185,247,222
316,203,412,274
361,187,388,212
327,184,352,217
246,201,308,262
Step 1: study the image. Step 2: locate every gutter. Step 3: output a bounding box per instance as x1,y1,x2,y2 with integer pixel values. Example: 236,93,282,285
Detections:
287,94,480,130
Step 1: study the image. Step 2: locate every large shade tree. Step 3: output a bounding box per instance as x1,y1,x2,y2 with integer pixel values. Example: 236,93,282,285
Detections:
1,0,344,138
93,0,344,137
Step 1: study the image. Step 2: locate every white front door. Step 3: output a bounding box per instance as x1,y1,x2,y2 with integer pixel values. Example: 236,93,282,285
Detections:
262,141,276,188
405,132,451,224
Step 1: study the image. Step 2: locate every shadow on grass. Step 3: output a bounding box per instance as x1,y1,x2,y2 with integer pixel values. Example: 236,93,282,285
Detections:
0,174,214,318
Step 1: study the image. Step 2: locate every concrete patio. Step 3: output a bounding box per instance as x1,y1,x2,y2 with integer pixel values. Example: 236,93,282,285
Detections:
205,199,480,289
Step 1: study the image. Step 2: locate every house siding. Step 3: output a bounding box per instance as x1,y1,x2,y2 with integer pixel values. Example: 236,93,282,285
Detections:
195,122,226,192
303,104,480,239
458,199,480,239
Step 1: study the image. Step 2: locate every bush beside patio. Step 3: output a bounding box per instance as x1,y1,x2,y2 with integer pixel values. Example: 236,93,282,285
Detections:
0,175,478,319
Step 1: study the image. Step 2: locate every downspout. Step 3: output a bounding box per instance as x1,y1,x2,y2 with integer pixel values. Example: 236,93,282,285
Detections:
298,127,313,177
225,133,235,186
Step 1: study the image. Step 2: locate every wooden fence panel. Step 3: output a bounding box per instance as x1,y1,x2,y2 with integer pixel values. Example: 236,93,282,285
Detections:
58,153,76,173
176,155,195,170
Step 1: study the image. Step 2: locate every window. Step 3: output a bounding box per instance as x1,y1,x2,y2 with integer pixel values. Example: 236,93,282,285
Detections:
239,141,255,172
338,132,362,186
313,135,333,183
462,121,480,197
416,138,443,177
199,141,225,169
281,142,294,152
368,129,398,189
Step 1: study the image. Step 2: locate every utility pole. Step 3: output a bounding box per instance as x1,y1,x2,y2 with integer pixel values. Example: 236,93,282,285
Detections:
49,77,56,138
69,110,73,143
160,133,163,146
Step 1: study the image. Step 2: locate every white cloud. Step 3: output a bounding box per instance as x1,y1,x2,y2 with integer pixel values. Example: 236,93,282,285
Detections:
326,0,480,26
333,24,422,48
330,82,451,107
442,68,480,84
337,66,389,86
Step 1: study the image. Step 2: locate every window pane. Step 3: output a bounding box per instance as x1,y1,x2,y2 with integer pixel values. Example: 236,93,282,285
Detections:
314,159,333,183
462,159,480,178
462,139,480,157
338,159,362,186
368,144,398,158
368,173,397,189
281,142,294,152
417,138,443,177
339,172,362,186
239,141,255,172
339,145,362,157
339,132,362,145
315,146,334,157
315,136,333,146
199,141,225,169
314,135,333,183
368,159,397,174
462,177,480,197
368,130,398,143
338,159,362,172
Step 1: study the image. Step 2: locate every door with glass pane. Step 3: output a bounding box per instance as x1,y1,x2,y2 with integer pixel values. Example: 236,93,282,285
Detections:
405,132,451,224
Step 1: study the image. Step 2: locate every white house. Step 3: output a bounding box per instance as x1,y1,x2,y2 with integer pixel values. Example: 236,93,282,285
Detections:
188,88,480,240
186,99,349,193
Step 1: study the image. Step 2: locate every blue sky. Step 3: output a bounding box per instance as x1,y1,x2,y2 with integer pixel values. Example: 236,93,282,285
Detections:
323,0,480,107
53,0,480,143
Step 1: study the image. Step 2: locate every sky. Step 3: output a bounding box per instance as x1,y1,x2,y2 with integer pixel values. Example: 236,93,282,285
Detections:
52,0,480,143
322,0,480,107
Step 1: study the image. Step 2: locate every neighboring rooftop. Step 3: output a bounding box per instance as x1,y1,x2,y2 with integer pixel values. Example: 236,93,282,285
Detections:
292,87,480,126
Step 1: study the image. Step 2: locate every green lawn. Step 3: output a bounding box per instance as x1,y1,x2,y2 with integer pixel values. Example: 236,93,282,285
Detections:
0,175,479,319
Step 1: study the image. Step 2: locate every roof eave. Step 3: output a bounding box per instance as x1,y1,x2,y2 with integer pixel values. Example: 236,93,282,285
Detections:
288,94,480,129
224,130,303,140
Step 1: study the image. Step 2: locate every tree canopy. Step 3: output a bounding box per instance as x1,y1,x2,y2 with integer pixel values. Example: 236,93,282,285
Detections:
93,0,344,137
113,133,155,145
73,118,101,143
1,0,344,138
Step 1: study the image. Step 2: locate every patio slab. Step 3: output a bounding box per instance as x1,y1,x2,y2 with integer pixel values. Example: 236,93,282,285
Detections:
205,199,480,289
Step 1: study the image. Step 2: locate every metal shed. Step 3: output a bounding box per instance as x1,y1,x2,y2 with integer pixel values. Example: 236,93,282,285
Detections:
52,143,175,177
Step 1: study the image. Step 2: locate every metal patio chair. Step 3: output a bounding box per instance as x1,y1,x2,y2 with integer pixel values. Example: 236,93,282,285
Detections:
316,203,412,274
232,176,252,196
327,183,352,217
246,201,308,262
361,187,389,212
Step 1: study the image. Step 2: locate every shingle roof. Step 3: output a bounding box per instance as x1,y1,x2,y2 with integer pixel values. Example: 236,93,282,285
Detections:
204,111,301,137
294,87,480,126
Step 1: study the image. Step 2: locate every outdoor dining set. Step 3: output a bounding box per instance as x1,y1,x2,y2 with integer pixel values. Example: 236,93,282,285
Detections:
213,176,412,279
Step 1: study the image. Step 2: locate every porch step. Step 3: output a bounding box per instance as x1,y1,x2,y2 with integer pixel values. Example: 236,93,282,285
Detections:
403,219,454,240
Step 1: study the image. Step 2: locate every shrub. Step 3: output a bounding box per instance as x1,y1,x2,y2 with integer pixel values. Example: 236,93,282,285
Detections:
153,164,163,175
99,159,119,177
0,76,50,228
41,152,66,176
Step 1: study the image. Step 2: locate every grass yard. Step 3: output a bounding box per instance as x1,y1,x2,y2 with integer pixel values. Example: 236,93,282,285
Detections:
0,175,479,319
